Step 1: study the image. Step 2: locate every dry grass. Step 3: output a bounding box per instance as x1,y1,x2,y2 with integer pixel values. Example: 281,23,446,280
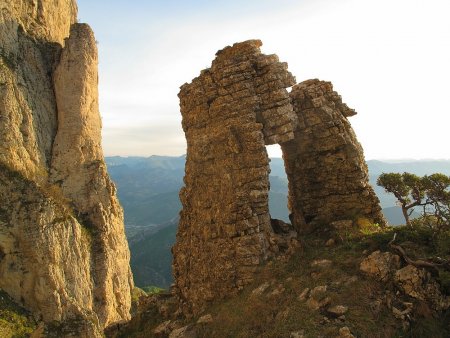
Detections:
111,225,450,337
195,226,450,337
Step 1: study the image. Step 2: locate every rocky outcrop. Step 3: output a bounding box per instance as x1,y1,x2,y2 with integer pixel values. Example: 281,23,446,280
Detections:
0,164,102,337
0,1,132,335
1,0,77,44
51,23,133,328
173,40,297,315
174,41,385,315
360,250,401,282
394,265,450,310
282,79,386,232
361,250,450,322
0,1,76,179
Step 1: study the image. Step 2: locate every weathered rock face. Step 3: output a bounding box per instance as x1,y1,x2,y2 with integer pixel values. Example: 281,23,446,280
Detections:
360,250,401,282
173,40,297,315
0,1,132,335
361,251,450,316
0,164,100,336
1,0,77,45
51,23,133,328
394,265,450,310
174,42,385,314
282,79,386,231
0,0,77,179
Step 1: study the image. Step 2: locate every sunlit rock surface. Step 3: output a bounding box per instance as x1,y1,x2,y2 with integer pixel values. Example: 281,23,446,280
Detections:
173,41,385,315
0,1,133,335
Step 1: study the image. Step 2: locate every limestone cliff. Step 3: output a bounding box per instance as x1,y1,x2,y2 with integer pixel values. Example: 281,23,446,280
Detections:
0,0,77,178
0,0,132,335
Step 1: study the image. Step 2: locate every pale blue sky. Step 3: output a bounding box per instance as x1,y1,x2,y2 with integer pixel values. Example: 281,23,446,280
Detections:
77,0,450,159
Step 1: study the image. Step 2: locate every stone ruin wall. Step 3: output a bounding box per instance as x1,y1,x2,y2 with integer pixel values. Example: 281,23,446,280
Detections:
173,40,386,315
283,79,386,233
172,40,297,315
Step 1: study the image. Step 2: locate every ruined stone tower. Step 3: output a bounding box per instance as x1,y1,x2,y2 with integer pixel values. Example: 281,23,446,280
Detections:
173,40,385,314
172,40,298,315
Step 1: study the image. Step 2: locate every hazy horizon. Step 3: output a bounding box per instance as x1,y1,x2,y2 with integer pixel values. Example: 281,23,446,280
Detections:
78,0,450,160
105,153,450,162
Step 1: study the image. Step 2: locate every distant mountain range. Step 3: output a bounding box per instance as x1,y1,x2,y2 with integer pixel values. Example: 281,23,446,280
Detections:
105,156,450,288
106,155,185,226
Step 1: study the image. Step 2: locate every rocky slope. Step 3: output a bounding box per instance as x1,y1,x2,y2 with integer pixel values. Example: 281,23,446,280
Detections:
110,225,450,338
0,0,132,335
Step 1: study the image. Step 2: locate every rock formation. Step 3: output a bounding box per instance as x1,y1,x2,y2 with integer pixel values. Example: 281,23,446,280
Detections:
173,40,297,315
361,250,450,315
51,23,133,328
0,1,132,335
174,40,385,314
283,79,386,232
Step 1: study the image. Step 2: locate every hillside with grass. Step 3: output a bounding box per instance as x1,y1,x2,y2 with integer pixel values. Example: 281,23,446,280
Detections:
110,224,450,338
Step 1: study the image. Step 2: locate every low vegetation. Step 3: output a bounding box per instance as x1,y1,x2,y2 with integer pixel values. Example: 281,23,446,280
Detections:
141,286,165,295
378,172,450,229
0,290,36,338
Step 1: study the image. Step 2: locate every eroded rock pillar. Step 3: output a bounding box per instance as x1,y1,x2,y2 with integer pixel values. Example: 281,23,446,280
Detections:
282,79,386,232
173,40,297,314
51,24,133,327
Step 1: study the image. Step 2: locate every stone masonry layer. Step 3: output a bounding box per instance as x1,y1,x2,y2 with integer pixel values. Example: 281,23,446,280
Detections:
173,41,386,315
173,40,297,315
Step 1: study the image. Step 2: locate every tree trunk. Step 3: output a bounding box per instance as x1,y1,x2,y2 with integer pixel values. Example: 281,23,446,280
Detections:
401,204,411,227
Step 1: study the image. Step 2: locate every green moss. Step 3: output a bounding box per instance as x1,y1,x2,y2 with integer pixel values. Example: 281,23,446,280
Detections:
0,290,37,337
